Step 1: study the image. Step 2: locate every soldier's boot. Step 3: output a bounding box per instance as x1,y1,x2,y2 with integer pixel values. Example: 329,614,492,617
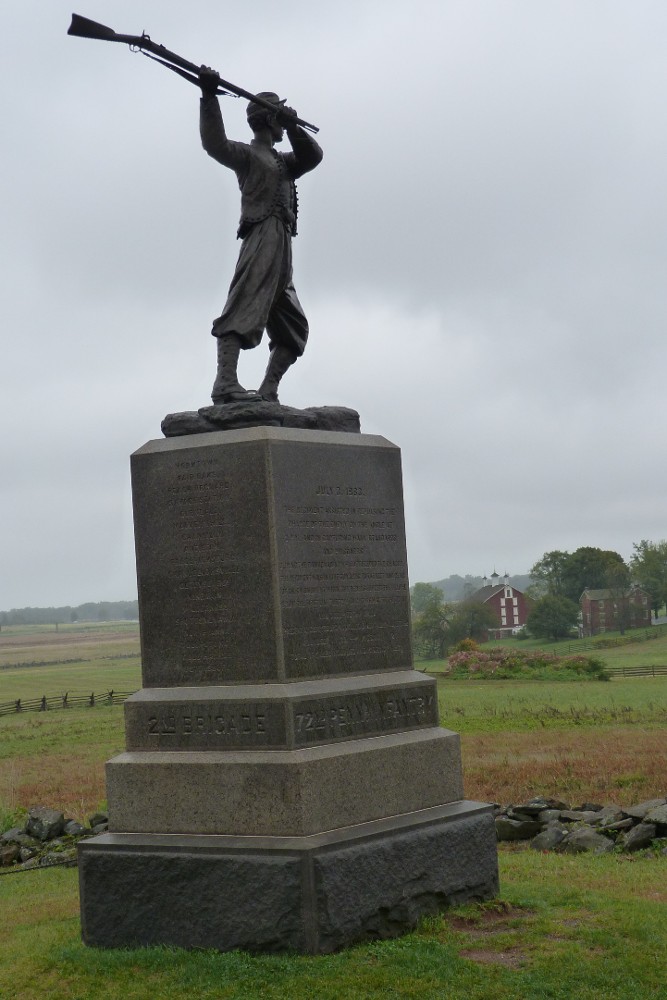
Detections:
211,334,260,404
257,346,298,404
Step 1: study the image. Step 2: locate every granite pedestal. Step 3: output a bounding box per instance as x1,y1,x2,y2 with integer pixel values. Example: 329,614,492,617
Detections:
78,427,498,952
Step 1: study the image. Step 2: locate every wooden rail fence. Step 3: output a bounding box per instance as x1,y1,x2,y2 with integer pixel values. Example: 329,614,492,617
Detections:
543,626,666,656
0,690,134,717
604,665,667,677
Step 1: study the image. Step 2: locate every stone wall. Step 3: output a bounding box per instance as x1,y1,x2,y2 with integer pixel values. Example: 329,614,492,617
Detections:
495,795,667,854
1,806,108,871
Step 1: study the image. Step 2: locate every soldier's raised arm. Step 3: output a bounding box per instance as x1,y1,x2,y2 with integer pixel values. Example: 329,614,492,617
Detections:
280,106,323,178
199,67,247,171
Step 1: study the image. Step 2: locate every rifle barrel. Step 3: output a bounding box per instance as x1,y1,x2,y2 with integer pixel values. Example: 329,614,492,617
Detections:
67,13,319,133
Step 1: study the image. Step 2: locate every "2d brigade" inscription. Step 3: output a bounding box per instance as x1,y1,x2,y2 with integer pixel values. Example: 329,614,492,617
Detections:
139,704,278,748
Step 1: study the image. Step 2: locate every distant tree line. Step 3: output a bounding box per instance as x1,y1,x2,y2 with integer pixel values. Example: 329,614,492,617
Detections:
0,600,138,626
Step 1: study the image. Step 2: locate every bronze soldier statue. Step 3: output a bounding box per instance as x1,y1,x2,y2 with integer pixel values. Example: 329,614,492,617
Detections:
199,68,323,405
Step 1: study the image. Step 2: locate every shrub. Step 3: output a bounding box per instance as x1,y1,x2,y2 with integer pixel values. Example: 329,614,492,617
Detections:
446,647,610,681
453,638,479,653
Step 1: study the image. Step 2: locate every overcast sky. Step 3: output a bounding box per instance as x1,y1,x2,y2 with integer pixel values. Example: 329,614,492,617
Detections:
2,0,666,608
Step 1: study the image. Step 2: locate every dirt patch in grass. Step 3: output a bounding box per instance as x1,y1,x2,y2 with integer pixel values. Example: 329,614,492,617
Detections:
444,902,533,969
459,947,525,967
461,727,667,805
448,900,532,931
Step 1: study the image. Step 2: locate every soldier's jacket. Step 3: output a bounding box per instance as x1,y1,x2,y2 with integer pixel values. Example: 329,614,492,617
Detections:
200,94,323,238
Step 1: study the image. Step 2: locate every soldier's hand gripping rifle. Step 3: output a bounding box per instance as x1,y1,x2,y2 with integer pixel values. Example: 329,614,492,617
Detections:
67,13,319,134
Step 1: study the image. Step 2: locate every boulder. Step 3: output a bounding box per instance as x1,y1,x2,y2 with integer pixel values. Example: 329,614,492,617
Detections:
596,816,634,834
13,833,41,849
1,826,26,844
63,820,86,837
622,798,666,821
26,807,64,842
39,847,77,868
514,797,569,815
531,825,567,851
644,804,667,828
1,844,20,866
507,808,540,823
559,827,615,854
590,806,623,825
87,812,108,829
622,822,658,852
538,809,563,825
495,816,542,841
560,810,601,825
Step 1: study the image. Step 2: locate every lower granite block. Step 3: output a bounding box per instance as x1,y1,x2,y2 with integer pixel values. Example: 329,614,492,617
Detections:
78,801,499,954
106,728,464,837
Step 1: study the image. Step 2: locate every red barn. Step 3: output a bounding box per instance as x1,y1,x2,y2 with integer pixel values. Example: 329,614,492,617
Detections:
468,572,531,639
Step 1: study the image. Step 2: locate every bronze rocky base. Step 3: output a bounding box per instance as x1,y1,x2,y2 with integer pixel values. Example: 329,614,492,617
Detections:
161,403,361,437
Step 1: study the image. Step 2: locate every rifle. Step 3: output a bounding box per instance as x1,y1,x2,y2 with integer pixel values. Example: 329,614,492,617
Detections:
67,13,319,134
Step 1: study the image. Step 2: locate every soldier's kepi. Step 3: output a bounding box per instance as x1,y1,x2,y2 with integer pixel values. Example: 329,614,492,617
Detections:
199,68,323,405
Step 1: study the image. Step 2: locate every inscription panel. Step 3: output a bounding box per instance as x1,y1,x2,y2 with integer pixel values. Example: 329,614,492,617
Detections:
124,680,437,750
292,683,437,746
132,440,276,686
125,700,286,750
272,441,413,678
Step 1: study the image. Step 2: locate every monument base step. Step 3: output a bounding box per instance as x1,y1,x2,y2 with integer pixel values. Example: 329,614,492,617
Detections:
78,800,499,954
106,728,464,837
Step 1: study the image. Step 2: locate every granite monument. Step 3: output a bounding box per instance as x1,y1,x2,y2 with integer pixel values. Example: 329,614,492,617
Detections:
71,14,498,954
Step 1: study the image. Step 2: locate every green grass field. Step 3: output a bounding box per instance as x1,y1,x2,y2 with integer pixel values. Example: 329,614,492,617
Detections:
0,660,140,702
0,624,666,998
438,675,667,733
0,622,140,702
1,849,666,1000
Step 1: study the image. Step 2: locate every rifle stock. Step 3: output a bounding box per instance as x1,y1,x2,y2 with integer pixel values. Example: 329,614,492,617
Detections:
67,13,319,133
68,14,118,42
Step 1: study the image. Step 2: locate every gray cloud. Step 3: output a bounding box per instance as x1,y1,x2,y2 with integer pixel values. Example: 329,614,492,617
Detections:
1,0,666,606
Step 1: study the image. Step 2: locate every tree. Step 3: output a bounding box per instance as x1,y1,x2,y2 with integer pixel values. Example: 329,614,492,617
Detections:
531,547,628,604
630,539,667,619
445,601,498,646
560,547,627,603
604,560,633,634
528,550,570,598
527,595,579,641
410,582,444,615
412,597,497,658
412,599,454,658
